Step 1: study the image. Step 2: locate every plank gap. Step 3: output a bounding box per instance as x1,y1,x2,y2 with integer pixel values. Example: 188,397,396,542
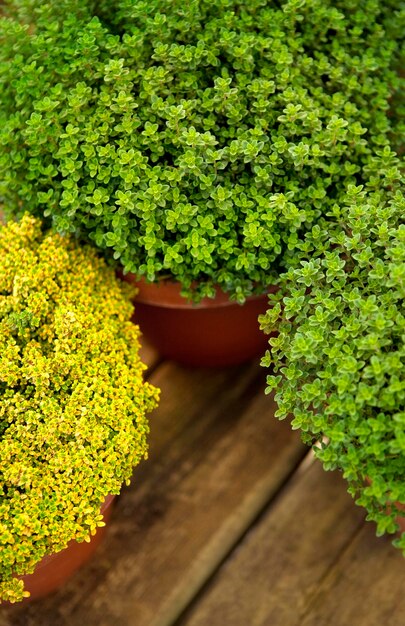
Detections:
298,518,367,625
172,445,312,626
176,461,367,626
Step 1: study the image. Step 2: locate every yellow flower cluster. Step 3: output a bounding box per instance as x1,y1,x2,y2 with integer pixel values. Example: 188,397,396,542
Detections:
0,215,159,602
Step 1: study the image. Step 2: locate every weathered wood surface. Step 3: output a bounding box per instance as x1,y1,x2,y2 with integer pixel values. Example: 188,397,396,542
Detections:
300,522,405,626
0,359,306,626
178,458,404,626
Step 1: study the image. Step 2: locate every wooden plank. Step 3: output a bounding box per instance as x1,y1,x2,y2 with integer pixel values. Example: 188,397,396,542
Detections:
178,457,368,626
300,523,405,626
1,360,306,626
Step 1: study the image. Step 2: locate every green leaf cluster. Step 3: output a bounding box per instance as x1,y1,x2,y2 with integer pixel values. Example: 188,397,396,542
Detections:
261,167,405,553
0,0,403,300
0,215,159,602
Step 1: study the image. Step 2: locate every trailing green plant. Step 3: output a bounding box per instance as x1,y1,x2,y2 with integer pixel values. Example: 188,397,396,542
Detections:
0,214,159,603
260,170,405,553
0,0,403,301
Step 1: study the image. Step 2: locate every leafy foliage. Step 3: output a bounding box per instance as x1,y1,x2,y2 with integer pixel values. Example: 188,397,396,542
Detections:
0,0,403,300
261,169,405,552
0,215,159,602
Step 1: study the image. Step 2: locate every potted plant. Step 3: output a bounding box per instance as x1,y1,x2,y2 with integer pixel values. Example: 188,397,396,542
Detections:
0,0,402,365
0,215,159,603
260,170,405,553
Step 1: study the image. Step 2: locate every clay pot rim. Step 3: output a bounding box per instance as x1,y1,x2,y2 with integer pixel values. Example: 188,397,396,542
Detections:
27,494,115,573
123,274,276,309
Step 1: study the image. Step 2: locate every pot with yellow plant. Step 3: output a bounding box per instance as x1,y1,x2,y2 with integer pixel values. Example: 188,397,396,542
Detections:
0,215,159,603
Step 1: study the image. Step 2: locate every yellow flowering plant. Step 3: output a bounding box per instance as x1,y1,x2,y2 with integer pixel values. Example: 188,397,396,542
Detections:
0,215,159,603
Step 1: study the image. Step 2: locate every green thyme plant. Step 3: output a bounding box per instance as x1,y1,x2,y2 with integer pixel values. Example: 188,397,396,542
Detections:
0,0,403,301
260,170,405,553
0,215,159,603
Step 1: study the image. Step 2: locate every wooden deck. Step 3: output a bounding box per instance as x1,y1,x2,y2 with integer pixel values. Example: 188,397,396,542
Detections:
1,344,404,626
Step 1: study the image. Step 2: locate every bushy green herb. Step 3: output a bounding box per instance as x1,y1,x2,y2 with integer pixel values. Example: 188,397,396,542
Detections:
0,215,159,602
0,0,403,300
261,169,405,552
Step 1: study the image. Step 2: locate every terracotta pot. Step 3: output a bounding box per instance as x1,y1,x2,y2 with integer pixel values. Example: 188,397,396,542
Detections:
19,495,115,601
122,275,274,367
